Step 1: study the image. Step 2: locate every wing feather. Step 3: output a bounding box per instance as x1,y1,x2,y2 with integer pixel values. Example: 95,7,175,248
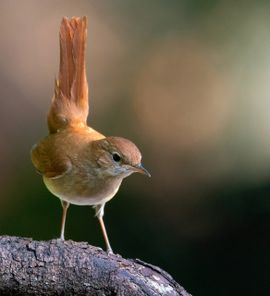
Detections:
31,138,72,179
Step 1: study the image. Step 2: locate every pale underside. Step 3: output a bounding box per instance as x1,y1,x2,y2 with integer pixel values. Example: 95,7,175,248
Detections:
43,175,123,206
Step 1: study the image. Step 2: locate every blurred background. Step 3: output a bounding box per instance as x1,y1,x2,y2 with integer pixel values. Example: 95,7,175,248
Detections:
0,0,270,295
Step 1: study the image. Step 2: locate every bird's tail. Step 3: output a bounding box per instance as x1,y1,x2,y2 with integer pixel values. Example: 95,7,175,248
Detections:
48,16,89,133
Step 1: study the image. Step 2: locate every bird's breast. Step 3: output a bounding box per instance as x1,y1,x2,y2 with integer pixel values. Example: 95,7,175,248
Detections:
43,173,123,206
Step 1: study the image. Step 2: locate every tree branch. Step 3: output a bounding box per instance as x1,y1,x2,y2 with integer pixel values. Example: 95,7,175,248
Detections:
0,236,191,296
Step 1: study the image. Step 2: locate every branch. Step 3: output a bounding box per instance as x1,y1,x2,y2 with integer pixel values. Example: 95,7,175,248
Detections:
0,236,191,296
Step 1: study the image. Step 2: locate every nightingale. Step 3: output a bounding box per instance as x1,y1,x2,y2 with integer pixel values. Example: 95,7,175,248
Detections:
31,16,150,254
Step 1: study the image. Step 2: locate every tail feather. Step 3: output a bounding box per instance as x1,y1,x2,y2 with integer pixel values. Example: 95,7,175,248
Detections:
48,16,89,133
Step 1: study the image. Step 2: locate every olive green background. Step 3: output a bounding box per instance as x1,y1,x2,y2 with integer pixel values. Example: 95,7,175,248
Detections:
0,1,270,295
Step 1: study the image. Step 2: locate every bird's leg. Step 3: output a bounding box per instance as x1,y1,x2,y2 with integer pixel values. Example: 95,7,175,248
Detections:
95,204,113,254
60,200,70,240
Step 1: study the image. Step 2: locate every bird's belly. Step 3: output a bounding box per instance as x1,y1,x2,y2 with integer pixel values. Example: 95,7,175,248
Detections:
56,192,117,206
43,175,122,206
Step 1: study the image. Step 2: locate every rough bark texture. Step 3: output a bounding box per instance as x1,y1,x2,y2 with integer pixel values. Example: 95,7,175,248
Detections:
0,236,191,296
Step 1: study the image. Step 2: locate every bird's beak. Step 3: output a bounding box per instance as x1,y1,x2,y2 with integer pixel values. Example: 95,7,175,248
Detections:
132,163,151,177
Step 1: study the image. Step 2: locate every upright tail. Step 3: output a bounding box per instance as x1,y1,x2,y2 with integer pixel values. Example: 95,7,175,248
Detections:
48,16,89,133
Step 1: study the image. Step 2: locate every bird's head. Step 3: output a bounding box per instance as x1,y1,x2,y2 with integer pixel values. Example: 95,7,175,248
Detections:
92,136,150,178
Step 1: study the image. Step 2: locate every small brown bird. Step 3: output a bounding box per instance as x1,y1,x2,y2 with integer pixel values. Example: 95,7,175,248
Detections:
31,16,150,254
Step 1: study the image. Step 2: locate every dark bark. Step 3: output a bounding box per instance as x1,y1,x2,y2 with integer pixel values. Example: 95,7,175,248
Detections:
0,236,191,296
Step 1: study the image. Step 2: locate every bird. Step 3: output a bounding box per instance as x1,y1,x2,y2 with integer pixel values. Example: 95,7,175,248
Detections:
31,16,150,254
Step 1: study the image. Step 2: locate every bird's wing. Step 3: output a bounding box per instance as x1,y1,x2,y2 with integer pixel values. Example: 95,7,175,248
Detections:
31,138,72,179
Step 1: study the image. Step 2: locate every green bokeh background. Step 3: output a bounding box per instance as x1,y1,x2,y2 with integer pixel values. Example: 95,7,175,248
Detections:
1,1,270,295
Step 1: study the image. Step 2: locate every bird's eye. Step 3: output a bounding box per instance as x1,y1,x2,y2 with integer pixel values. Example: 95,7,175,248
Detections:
112,152,121,162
